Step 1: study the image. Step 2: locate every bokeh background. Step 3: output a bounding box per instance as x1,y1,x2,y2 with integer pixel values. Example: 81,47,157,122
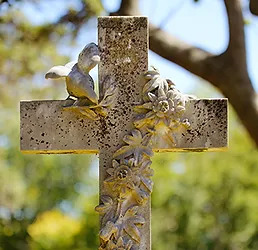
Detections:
1,0,258,249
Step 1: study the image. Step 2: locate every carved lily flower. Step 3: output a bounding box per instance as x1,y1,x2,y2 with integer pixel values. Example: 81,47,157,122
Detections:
113,129,153,164
142,68,169,102
135,86,187,129
105,159,140,193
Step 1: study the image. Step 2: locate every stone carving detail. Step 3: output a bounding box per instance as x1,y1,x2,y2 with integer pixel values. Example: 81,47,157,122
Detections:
76,83,117,120
96,68,194,249
45,43,117,120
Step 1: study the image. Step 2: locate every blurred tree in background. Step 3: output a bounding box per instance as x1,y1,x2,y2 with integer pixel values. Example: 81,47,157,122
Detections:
0,0,258,249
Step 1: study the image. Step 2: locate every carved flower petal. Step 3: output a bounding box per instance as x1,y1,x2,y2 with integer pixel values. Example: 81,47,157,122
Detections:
167,90,176,99
124,223,141,243
176,105,186,113
112,159,120,168
133,149,141,164
94,107,108,117
142,77,159,94
106,168,115,176
157,95,167,102
168,99,174,108
158,87,166,98
148,92,157,102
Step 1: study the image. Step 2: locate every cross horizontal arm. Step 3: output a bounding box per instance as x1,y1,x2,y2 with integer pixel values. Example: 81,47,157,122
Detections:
153,98,228,152
20,100,100,154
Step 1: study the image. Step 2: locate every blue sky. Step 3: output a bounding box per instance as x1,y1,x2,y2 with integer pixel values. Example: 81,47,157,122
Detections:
19,0,258,94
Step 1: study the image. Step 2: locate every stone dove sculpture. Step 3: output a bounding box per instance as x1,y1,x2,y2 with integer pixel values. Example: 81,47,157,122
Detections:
45,42,100,106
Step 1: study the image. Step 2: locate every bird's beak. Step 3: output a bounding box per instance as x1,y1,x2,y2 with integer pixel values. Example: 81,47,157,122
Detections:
91,55,100,63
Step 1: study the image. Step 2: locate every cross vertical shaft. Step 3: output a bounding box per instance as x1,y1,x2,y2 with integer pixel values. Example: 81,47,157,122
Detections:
98,17,150,249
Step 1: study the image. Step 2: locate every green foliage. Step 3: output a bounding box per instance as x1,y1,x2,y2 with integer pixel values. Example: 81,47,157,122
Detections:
0,1,258,250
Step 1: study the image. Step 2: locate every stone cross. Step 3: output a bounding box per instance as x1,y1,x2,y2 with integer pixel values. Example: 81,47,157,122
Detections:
20,17,227,249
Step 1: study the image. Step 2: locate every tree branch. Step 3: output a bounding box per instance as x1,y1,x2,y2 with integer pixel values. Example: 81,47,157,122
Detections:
224,0,247,66
250,0,258,15
149,24,224,86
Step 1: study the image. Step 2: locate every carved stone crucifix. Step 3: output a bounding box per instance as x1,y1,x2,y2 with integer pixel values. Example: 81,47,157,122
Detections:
20,17,228,249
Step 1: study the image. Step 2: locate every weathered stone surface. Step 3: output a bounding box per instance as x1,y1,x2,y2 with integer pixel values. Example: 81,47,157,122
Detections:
20,99,227,153
20,100,99,154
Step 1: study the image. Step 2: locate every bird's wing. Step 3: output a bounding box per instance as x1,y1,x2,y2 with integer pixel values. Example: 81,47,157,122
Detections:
45,66,71,79
78,75,98,104
65,61,77,69
66,71,98,104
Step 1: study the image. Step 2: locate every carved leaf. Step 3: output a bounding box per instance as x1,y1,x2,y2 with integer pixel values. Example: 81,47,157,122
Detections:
124,206,139,217
134,116,155,129
124,223,141,243
141,177,153,192
122,206,145,243
78,107,99,120
99,221,118,242
99,84,118,108
133,187,149,204
95,195,113,214
93,107,108,117
95,196,116,226
113,129,153,162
